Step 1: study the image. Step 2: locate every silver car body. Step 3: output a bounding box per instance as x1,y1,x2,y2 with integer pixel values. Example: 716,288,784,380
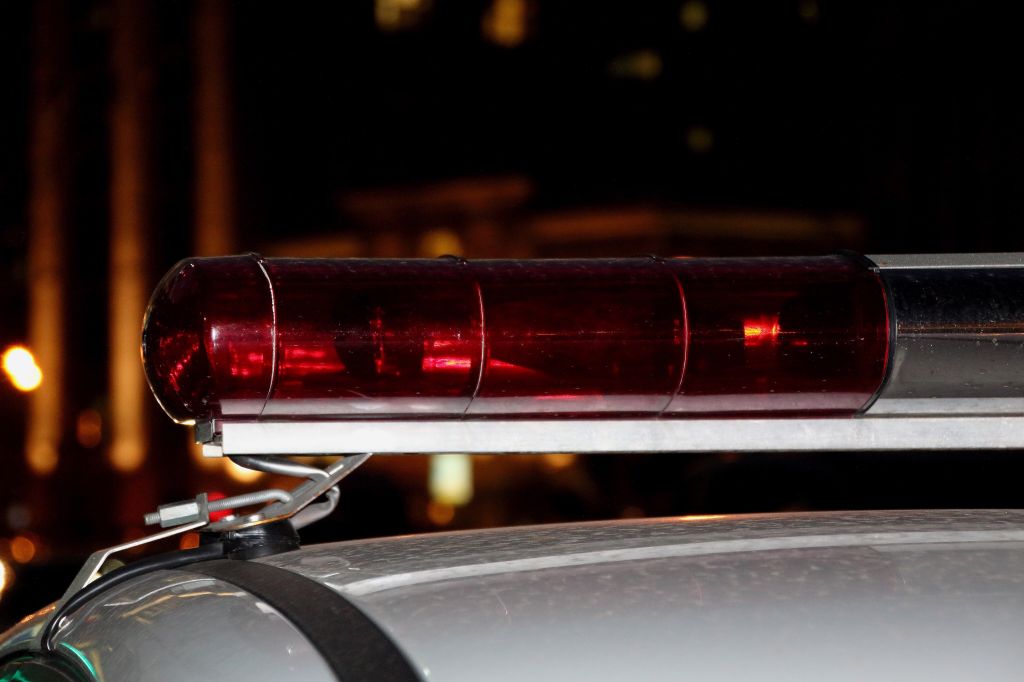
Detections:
4,509,1024,680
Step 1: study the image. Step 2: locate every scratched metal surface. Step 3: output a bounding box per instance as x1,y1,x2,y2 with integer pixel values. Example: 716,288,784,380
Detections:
262,510,1024,681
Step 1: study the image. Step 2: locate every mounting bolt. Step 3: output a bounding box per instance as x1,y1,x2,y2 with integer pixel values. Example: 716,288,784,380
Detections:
144,493,211,528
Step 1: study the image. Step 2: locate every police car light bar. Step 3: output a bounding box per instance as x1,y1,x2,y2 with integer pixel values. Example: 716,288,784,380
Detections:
142,253,1024,455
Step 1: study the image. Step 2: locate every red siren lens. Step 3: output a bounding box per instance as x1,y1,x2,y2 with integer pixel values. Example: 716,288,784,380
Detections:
261,259,481,417
142,256,274,423
467,260,684,415
665,256,889,415
142,255,890,423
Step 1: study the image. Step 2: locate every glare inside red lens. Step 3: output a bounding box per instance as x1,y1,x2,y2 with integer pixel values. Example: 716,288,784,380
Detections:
664,256,889,416
466,260,685,415
742,315,781,347
260,259,481,417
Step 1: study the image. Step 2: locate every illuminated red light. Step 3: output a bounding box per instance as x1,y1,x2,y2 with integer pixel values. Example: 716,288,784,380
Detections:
742,315,781,347
143,255,890,423
421,340,475,373
422,356,474,372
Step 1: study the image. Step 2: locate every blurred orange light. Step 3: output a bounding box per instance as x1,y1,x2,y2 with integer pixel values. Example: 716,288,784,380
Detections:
10,535,37,564
178,532,200,550
375,0,432,32
677,514,727,522
427,500,455,526
483,0,530,47
0,558,10,596
2,346,43,392
608,50,663,81
679,0,709,32
76,409,103,448
542,453,577,470
418,228,463,258
224,458,262,483
26,442,58,477
685,126,714,154
109,438,145,474
799,0,819,23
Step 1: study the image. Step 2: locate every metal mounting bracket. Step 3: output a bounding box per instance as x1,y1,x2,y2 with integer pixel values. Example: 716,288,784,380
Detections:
59,519,208,605
139,453,372,534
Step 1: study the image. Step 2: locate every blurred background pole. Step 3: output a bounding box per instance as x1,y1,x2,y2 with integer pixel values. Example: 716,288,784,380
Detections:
190,0,237,473
194,0,237,256
108,0,152,476
26,0,70,478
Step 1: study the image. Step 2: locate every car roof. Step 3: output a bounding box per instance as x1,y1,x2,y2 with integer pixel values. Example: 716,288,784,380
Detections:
8,509,1024,681
259,509,1024,681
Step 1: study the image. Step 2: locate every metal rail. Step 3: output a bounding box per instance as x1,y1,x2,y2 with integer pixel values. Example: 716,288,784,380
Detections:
201,415,1024,456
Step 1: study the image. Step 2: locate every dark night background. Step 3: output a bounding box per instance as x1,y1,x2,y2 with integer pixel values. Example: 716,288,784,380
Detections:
2,0,1023,628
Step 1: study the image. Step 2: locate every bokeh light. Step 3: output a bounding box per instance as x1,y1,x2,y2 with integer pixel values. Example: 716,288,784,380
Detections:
429,454,474,507
9,536,36,564
75,409,103,449
0,558,10,598
2,346,43,392
224,458,263,483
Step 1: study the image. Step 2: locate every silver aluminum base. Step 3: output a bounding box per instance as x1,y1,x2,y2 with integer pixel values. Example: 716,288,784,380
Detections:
203,416,1024,456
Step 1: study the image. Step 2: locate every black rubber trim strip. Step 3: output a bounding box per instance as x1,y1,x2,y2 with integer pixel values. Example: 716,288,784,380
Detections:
42,542,226,652
191,559,421,682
